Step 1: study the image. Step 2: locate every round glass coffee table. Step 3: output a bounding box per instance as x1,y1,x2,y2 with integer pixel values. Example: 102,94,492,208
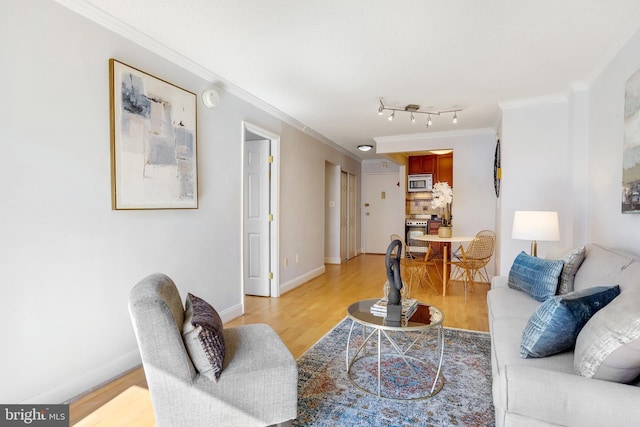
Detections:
345,298,445,400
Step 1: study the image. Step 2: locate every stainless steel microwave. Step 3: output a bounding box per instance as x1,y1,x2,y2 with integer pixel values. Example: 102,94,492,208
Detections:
408,174,433,192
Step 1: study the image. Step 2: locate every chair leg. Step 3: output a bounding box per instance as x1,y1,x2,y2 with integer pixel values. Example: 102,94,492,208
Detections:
423,265,439,294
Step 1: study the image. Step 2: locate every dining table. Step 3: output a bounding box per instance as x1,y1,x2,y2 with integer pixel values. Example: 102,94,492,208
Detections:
413,234,475,296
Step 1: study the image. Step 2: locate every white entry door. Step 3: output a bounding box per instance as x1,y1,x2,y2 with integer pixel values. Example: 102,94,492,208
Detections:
364,173,404,254
244,139,271,296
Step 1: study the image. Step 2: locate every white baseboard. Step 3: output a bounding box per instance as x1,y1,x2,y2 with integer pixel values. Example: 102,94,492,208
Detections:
26,349,142,405
279,266,326,294
219,303,244,324
324,256,342,264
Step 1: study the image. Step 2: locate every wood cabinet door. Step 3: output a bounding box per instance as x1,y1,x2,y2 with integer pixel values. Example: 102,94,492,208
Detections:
436,153,453,186
408,155,436,175
408,156,423,174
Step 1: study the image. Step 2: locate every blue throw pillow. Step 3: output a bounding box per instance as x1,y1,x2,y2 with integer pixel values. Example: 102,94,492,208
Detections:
508,251,564,301
520,285,620,358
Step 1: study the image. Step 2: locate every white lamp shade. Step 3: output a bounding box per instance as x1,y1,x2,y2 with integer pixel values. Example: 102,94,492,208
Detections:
512,211,560,241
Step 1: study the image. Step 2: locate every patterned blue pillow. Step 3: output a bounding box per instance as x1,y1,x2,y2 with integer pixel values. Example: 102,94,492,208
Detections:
520,285,620,358
508,251,564,301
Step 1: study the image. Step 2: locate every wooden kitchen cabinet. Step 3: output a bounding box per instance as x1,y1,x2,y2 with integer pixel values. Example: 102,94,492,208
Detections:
436,153,453,186
408,154,453,187
408,155,435,175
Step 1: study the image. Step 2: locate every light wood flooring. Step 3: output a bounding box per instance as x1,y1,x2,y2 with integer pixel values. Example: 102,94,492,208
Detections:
70,253,490,426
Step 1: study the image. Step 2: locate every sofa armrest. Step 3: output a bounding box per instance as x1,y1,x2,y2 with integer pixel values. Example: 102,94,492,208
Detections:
491,275,508,289
505,365,640,427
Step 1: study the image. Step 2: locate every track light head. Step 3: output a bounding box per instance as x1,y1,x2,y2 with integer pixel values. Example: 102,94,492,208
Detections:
452,111,458,124
388,111,395,121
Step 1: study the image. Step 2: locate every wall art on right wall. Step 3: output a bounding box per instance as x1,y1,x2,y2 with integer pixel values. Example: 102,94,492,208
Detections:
623,68,640,213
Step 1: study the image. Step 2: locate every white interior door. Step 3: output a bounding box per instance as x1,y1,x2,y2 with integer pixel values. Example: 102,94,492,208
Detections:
244,138,270,296
364,173,403,254
348,173,357,259
340,171,347,262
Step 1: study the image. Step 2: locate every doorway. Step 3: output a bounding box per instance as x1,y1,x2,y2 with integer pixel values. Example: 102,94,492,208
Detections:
364,173,404,253
340,171,357,261
242,122,280,297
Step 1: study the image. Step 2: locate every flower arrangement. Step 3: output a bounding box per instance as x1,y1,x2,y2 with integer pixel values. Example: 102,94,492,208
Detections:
430,182,453,226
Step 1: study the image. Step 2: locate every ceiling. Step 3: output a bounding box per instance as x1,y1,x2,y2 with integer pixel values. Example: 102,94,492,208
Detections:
61,0,640,159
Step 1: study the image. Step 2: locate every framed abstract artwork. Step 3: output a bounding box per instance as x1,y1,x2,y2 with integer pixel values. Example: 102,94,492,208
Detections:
109,59,198,210
623,68,640,214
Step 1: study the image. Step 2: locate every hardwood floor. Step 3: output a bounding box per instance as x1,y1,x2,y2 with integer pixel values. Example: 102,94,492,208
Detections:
69,253,490,425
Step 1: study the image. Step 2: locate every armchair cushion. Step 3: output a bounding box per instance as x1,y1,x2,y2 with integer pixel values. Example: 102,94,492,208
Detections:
183,293,226,381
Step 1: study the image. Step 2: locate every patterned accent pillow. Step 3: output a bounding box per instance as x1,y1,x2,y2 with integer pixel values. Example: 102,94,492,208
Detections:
556,246,586,295
520,285,620,358
182,293,225,381
575,292,640,383
508,251,564,302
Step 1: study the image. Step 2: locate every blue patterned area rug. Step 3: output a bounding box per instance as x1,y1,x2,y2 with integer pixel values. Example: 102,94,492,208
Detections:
293,318,494,427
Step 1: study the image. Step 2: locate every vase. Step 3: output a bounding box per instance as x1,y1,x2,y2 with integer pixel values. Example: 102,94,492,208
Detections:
438,226,452,238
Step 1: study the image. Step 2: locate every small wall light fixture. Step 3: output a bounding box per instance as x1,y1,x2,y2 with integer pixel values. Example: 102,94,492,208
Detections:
202,89,220,108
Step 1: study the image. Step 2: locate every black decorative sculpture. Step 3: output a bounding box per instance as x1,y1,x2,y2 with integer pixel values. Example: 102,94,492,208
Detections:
385,239,403,324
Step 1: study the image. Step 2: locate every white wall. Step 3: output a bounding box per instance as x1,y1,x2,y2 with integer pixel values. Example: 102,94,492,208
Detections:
495,25,640,274
375,130,497,274
278,125,361,292
587,26,640,253
0,0,361,404
498,96,573,273
324,163,341,263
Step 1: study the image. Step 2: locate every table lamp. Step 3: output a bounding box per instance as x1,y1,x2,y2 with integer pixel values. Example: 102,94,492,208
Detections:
512,211,559,257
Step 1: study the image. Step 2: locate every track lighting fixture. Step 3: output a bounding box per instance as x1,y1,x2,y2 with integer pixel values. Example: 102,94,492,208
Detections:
377,98,462,126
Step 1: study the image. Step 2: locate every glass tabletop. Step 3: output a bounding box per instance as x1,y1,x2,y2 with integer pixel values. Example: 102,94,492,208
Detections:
347,298,443,331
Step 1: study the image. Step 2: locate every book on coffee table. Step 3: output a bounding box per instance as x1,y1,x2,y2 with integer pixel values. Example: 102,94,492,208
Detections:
370,298,418,318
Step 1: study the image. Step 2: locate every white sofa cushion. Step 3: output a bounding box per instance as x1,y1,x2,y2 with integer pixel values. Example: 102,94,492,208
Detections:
574,292,640,383
614,261,640,294
574,244,635,292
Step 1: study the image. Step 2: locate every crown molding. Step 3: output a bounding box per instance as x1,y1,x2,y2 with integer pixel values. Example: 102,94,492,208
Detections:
373,128,495,144
498,94,568,111
53,0,360,162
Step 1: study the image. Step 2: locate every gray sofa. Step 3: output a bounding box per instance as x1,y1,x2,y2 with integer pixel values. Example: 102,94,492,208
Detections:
488,244,640,427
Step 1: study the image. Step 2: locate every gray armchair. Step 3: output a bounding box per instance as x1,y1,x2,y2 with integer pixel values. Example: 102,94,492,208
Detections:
129,273,298,427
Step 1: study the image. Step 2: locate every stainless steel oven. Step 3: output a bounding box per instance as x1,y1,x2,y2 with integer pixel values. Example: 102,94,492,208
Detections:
405,218,430,254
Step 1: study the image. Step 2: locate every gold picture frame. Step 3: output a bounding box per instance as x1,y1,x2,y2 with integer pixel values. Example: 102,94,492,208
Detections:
109,59,198,210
